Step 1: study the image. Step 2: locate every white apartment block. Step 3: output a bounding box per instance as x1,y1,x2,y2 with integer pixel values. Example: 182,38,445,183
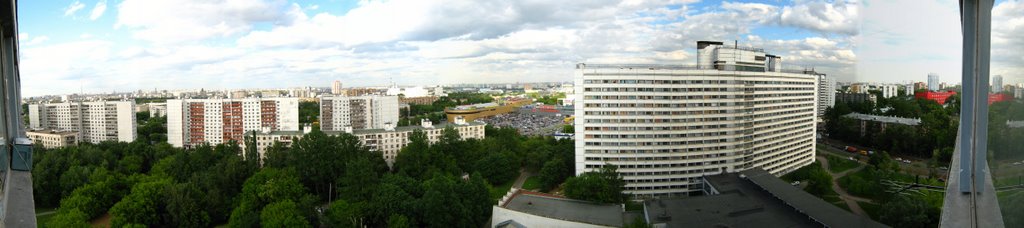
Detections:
28,100,137,144
245,119,486,165
574,41,818,198
817,74,836,117
26,129,79,149
881,85,898,98
166,98,299,148
320,96,400,131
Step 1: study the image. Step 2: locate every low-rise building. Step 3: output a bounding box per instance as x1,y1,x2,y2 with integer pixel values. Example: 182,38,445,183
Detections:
245,119,486,165
26,129,79,149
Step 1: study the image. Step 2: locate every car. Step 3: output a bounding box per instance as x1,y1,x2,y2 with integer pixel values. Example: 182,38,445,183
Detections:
903,160,911,164
895,157,902,161
791,181,801,186
1014,162,1021,165
849,156,855,161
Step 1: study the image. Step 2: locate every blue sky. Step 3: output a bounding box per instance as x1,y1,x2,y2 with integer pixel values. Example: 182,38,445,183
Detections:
13,0,1022,97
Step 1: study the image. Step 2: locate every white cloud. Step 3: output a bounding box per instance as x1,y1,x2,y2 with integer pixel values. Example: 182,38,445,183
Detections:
22,36,49,46
90,0,107,20
64,1,86,17
992,0,1024,85
856,0,960,83
115,0,300,44
22,0,864,96
780,0,859,35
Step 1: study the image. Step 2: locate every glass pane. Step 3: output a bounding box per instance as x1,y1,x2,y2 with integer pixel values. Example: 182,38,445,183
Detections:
989,1,1024,225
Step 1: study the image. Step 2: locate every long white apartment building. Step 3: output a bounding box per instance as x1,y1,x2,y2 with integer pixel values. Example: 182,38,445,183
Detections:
28,100,137,143
167,98,299,148
320,95,400,131
574,41,819,198
244,118,485,165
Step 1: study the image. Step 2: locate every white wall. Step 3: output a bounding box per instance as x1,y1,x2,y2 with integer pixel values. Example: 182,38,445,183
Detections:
116,101,137,142
274,98,300,131
167,100,184,147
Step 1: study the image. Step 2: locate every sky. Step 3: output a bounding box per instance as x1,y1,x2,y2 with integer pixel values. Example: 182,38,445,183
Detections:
14,0,1024,97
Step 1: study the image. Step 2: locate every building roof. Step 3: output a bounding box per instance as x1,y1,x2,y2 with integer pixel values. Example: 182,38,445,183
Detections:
502,191,625,227
844,112,921,126
645,168,885,228
26,129,78,136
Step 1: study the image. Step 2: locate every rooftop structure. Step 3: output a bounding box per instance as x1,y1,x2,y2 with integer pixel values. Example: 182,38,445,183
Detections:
445,99,531,123
645,168,885,228
843,113,922,126
492,190,638,228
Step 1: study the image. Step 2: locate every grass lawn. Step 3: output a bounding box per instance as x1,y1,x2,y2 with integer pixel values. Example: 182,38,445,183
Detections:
521,176,542,190
489,180,516,203
858,201,882,221
35,207,57,227
826,155,860,173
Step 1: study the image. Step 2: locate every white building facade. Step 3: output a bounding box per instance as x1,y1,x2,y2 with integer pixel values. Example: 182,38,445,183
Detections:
246,120,486,165
574,41,818,198
817,74,836,117
320,95,400,131
28,100,137,143
881,85,898,98
166,98,299,148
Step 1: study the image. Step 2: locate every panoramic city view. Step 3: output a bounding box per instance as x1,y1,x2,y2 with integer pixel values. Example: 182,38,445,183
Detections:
0,0,1018,227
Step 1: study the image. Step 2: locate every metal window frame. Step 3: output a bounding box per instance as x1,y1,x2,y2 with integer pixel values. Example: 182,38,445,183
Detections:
940,0,1004,227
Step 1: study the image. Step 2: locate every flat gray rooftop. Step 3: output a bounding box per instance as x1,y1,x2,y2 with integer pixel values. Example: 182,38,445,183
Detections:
504,192,624,227
645,169,886,228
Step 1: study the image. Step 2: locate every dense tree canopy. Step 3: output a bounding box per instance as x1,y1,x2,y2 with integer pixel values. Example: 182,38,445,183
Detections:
35,122,576,227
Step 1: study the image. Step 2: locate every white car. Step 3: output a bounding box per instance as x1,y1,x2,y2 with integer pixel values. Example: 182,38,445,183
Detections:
1014,162,1021,165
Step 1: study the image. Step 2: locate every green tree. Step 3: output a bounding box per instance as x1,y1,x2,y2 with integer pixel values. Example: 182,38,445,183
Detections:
165,183,212,228
878,195,939,227
325,199,366,228
110,177,173,227
386,214,412,228
563,165,626,204
46,209,91,228
260,200,312,228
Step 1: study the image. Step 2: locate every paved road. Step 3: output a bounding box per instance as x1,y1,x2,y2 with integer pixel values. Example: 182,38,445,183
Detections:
818,155,873,217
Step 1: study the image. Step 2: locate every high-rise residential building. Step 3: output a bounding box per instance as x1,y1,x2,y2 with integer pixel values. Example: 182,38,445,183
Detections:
928,73,940,91
332,80,344,95
574,41,818,198
320,95,400,131
992,75,1004,93
166,98,299,148
882,85,898,98
906,83,915,96
817,74,836,117
28,100,137,143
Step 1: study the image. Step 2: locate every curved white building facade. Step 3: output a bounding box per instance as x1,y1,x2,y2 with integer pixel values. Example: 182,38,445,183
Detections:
574,41,819,198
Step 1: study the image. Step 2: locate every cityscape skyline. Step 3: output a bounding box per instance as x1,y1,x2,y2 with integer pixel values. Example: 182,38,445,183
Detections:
20,0,1023,97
